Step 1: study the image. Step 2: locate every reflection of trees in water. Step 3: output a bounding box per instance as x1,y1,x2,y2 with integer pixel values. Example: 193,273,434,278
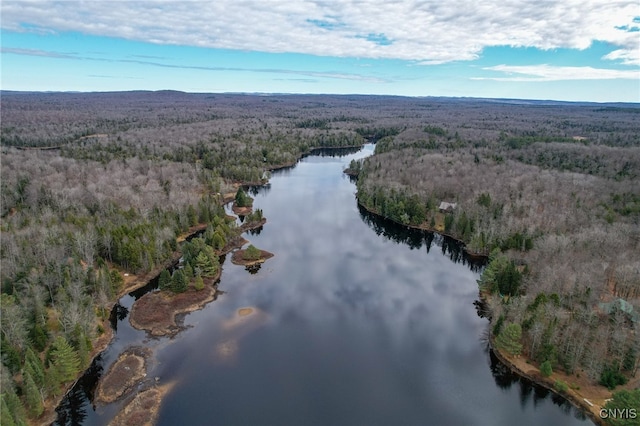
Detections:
248,226,263,236
128,262,178,301
309,146,361,158
488,350,587,421
489,349,519,390
518,379,534,409
479,327,491,352
54,354,104,425
358,201,589,421
109,302,129,332
357,204,485,272
474,298,491,319
245,263,262,274
54,386,88,426
246,184,270,197
533,384,550,407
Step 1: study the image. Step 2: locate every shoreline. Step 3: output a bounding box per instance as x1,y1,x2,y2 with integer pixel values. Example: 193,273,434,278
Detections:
355,198,488,258
35,221,212,426
356,197,615,425
47,142,601,424
489,340,606,426
45,171,280,423
44,146,321,424
43,209,264,423
265,144,367,173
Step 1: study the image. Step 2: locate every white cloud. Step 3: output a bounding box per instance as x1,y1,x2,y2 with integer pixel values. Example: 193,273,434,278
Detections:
0,47,76,58
1,0,638,65
603,48,640,66
474,64,640,81
2,46,388,82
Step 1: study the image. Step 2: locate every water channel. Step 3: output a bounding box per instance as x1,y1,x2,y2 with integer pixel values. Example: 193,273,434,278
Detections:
55,144,591,425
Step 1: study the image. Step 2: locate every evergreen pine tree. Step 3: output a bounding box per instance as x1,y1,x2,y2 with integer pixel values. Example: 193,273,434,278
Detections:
1,393,17,426
194,250,218,277
45,362,63,396
194,275,205,291
24,347,45,390
22,369,44,417
244,245,262,261
1,336,22,375
212,231,226,250
1,382,27,426
495,323,523,355
235,188,250,207
70,324,90,368
171,270,187,293
77,335,90,369
183,262,194,280
50,336,81,382
158,269,171,291
187,205,198,226
28,324,48,353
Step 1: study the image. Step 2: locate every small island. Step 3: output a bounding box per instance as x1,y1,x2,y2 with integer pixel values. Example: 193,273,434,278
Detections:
231,187,253,215
231,244,274,266
95,347,152,404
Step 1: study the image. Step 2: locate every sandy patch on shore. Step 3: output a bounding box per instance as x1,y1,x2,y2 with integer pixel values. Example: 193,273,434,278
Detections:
214,307,268,362
238,307,254,317
221,307,266,330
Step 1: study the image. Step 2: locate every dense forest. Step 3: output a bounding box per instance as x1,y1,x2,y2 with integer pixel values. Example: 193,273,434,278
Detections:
1,92,639,424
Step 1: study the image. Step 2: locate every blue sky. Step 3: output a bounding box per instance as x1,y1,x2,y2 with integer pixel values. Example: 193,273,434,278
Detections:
1,1,639,102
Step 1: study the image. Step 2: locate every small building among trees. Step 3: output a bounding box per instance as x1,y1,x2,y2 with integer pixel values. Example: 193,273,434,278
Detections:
598,298,639,323
438,201,457,213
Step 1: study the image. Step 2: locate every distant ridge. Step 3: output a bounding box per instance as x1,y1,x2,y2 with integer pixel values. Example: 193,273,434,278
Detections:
0,90,638,107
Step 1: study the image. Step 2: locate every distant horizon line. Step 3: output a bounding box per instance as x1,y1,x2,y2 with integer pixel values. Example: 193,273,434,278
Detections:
1,89,638,106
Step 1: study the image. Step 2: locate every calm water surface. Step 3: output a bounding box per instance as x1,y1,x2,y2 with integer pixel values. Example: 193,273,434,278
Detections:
56,144,590,425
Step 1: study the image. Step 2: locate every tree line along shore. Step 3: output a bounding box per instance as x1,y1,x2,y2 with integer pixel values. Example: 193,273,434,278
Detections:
1,92,639,425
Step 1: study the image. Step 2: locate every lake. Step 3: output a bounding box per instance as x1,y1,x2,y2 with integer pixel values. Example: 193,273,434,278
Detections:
56,144,590,425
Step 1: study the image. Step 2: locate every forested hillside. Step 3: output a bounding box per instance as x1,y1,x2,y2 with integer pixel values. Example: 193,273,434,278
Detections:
1,92,639,424
352,101,640,400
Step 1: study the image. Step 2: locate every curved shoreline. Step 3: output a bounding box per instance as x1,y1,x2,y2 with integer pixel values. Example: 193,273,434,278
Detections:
129,268,221,336
356,197,609,425
356,199,488,258
50,142,601,426
46,216,260,423
48,145,328,423
265,144,367,173
37,221,215,425
489,341,605,426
